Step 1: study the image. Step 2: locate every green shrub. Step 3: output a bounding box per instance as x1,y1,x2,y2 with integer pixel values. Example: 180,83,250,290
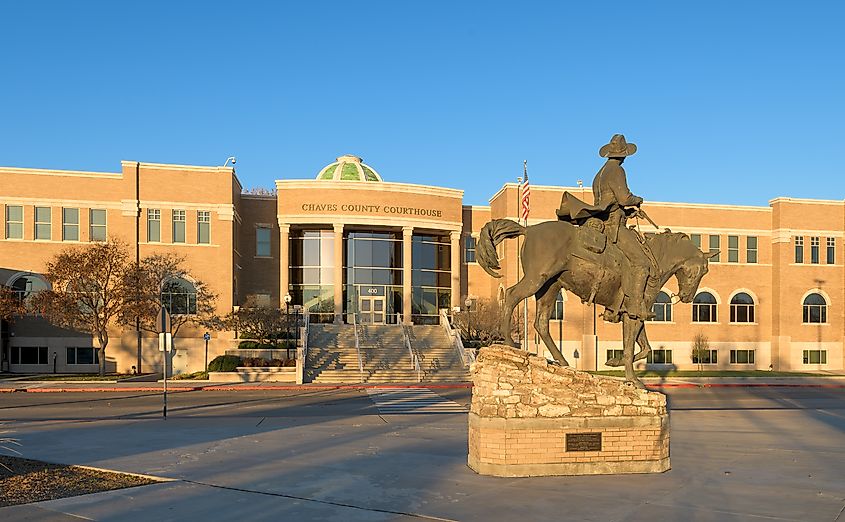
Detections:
208,355,241,372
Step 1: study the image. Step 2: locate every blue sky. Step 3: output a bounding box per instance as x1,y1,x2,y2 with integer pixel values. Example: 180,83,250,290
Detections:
1,1,843,206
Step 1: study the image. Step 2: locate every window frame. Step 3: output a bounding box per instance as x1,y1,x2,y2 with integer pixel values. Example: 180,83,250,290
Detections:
11,346,49,365
729,292,755,324
691,349,718,364
651,291,673,322
66,346,100,365
802,349,827,365
89,208,107,242
646,349,673,364
708,235,720,262
692,292,718,323
746,236,758,264
729,349,756,364
802,293,828,324
197,210,211,244
147,209,161,242
464,236,476,264
727,235,739,263
62,207,79,241
826,237,835,264
172,209,186,244
34,206,52,240
794,236,804,264
255,226,272,257
810,236,820,264
5,205,24,239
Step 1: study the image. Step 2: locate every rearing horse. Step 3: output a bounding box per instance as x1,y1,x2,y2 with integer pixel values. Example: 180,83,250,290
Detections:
476,219,710,388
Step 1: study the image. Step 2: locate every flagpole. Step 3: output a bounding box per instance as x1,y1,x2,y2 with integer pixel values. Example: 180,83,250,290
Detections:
522,160,529,353
516,175,522,350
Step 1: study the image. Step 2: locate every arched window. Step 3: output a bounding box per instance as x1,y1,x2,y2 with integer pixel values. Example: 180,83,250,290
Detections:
10,274,49,302
803,293,827,324
692,292,717,322
161,278,197,315
551,291,564,321
651,291,672,322
730,292,755,323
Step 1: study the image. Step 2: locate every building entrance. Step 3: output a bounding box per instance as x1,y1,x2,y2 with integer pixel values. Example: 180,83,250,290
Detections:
359,296,386,324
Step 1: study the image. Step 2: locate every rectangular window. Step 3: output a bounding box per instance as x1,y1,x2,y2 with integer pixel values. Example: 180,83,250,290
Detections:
172,209,186,243
11,346,49,365
606,349,623,362
729,349,756,364
802,350,827,365
89,209,107,241
810,236,820,264
727,235,739,263
66,347,100,365
197,211,211,244
794,236,803,263
147,209,161,242
551,292,564,321
62,208,79,241
692,349,718,364
256,227,271,257
746,236,758,264
708,235,720,262
690,233,701,249
646,349,673,364
464,236,476,263
5,205,24,239
34,206,51,240
826,238,835,264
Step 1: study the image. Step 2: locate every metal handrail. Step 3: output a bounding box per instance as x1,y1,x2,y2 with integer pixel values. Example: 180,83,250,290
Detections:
402,324,422,382
440,308,474,367
353,313,364,382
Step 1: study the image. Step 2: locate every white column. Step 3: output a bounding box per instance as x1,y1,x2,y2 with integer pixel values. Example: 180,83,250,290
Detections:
450,230,461,309
279,223,290,307
402,226,413,325
333,223,344,324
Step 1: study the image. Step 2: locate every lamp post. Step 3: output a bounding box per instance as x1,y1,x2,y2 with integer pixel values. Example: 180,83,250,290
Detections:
203,332,211,372
284,294,292,349
465,297,473,345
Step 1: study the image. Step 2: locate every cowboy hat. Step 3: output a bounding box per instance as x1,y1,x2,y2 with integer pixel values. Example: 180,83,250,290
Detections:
599,134,637,158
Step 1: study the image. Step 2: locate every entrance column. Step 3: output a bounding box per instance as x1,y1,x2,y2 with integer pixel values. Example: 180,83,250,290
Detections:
402,226,413,325
333,223,344,324
450,231,461,309
279,222,290,307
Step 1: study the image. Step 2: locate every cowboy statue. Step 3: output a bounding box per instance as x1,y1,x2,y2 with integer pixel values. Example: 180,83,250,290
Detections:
556,134,655,321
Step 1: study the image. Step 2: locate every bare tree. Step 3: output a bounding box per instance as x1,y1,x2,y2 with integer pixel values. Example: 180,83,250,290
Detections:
122,253,217,337
452,298,522,347
691,332,710,372
34,240,134,376
0,286,25,322
218,295,287,347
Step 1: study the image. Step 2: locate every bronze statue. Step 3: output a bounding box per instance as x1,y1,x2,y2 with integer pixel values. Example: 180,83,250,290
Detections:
476,135,713,387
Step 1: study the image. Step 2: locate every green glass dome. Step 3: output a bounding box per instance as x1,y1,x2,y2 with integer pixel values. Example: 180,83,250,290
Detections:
316,155,382,182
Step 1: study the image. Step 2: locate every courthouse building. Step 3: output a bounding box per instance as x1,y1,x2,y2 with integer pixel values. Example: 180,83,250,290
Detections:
1,154,843,374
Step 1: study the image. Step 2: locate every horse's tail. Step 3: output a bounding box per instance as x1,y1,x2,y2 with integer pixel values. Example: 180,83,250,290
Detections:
477,219,526,278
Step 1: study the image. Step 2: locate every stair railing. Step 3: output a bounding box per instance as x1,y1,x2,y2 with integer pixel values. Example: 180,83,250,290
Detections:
296,310,310,384
402,324,422,382
440,308,474,367
353,313,364,382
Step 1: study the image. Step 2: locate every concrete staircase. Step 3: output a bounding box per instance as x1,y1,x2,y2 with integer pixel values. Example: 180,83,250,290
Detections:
305,324,363,384
305,323,470,383
407,325,471,382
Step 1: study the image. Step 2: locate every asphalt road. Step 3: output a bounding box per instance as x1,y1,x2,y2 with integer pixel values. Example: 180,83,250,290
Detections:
1,386,844,421
2,387,844,521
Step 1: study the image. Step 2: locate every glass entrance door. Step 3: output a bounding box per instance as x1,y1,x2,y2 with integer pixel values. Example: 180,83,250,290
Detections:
359,296,385,324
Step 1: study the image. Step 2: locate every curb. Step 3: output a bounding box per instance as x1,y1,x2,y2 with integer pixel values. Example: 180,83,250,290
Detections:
0,383,474,393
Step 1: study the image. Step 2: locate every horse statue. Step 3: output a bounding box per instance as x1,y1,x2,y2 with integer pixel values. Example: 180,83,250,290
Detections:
476,218,712,388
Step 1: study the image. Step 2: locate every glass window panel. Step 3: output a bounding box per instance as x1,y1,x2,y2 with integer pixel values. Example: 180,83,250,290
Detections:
728,235,738,263
147,209,161,242
6,205,24,239
172,210,186,243
708,235,720,262
90,209,107,241
690,234,701,249
826,238,835,264
62,208,79,241
35,207,51,240
747,236,758,264
197,211,210,244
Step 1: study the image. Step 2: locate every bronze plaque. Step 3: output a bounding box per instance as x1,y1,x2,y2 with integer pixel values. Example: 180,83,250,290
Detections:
565,432,602,452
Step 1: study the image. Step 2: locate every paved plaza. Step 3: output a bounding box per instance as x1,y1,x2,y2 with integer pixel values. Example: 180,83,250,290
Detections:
1,387,844,521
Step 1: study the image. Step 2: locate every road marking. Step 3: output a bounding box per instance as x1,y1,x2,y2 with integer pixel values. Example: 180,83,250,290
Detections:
366,388,467,414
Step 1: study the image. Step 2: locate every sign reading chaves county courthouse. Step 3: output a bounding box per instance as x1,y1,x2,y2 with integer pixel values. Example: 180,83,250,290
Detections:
300,203,443,218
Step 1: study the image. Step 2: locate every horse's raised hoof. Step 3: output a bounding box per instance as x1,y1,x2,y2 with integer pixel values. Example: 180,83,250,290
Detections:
605,357,622,367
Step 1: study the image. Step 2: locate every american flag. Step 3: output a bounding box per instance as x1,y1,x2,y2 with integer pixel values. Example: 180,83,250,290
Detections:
520,160,530,222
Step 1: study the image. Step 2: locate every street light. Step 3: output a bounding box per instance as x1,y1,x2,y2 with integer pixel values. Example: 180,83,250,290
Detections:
284,294,292,349
465,297,473,344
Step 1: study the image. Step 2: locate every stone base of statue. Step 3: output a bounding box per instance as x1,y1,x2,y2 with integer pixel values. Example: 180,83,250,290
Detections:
468,345,669,477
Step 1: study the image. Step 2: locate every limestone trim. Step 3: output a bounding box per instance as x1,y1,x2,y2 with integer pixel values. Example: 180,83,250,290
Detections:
0,166,122,179
694,287,722,304
0,197,123,210
799,288,831,308
276,179,463,199
279,214,462,231
122,160,236,174
773,229,844,243
728,288,759,305
769,196,845,206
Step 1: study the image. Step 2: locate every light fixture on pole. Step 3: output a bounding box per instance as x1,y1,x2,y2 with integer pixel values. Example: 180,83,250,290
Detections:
284,294,292,346
465,297,473,343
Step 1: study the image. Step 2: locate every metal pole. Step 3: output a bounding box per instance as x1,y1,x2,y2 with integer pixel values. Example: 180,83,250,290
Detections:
593,304,598,371
516,177,522,349
162,334,168,419
204,338,208,372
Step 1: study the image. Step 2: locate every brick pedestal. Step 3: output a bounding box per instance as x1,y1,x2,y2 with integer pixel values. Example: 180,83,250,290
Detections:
468,345,670,477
